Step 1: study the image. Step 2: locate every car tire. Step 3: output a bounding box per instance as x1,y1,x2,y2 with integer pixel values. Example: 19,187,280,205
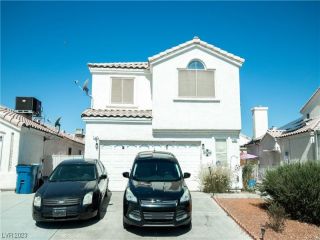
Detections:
95,200,103,220
123,219,130,229
184,221,192,230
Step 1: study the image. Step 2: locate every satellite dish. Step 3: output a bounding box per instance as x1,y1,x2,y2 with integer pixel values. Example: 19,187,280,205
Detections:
74,79,91,97
54,117,61,132
82,79,90,96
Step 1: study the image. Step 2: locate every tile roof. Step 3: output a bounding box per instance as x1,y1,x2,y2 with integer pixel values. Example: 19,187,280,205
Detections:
0,106,84,145
148,37,245,65
279,118,320,138
88,37,244,70
81,109,152,119
245,118,320,146
88,62,149,69
266,129,285,138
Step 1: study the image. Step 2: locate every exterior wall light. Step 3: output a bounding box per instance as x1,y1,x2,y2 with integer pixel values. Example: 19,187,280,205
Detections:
93,136,99,150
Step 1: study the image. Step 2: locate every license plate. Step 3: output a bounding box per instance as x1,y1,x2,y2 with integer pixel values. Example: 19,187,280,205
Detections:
52,208,66,217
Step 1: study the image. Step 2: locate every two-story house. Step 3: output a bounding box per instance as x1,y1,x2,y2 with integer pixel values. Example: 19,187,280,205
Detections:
82,37,245,191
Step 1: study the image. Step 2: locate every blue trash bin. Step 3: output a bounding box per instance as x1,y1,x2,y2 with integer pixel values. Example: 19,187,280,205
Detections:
16,165,34,194
248,179,256,188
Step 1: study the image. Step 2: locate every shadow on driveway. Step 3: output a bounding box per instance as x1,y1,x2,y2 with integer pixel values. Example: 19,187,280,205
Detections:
35,191,112,229
125,225,191,237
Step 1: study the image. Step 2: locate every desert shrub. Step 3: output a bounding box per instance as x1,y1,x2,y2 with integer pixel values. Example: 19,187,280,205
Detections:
200,166,231,193
267,201,286,232
242,163,254,190
259,161,320,225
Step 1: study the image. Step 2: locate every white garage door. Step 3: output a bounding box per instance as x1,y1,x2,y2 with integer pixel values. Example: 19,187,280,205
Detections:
99,141,201,191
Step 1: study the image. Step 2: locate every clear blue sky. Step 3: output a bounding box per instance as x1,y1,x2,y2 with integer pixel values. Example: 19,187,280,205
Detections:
1,1,319,137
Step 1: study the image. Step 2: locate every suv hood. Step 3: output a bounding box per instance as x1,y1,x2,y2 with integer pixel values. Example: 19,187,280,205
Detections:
129,179,185,200
39,180,96,199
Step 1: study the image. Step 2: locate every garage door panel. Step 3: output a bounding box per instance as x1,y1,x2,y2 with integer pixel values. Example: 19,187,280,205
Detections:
100,142,201,191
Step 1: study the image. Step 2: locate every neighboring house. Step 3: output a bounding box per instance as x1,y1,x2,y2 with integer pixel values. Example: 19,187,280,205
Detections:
245,88,320,178
239,133,251,146
0,106,85,190
82,37,245,191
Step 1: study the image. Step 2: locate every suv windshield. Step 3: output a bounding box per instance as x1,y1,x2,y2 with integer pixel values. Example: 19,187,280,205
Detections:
132,159,181,182
49,164,96,182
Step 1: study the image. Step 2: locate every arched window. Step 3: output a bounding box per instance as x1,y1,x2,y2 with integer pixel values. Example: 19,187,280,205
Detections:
187,60,205,70
178,59,215,98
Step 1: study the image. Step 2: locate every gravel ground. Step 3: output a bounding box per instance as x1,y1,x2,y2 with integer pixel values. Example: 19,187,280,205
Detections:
215,198,320,240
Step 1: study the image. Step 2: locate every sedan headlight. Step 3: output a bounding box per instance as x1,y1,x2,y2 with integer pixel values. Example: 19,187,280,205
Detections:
180,189,190,203
33,195,41,207
83,192,93,205
125,188,137,203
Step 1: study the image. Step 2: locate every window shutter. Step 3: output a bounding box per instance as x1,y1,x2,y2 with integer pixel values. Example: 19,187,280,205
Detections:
197,70,215,97
178,70,196,97
111,79,122,103
122,78,134,104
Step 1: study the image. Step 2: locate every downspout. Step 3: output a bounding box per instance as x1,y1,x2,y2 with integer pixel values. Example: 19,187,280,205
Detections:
314,130,319,161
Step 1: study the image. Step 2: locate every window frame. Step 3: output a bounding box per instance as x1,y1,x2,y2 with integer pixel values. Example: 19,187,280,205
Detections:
177,67,216,98
110,77,135,105
215,139,228,167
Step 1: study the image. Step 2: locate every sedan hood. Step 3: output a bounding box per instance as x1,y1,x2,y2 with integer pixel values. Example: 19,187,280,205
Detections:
39,181,96,199
129,179,185,200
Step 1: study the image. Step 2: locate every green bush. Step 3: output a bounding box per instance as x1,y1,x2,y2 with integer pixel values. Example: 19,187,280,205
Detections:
200,166,231,193
242,163,254,191
259,161,320,225
267,201,286,232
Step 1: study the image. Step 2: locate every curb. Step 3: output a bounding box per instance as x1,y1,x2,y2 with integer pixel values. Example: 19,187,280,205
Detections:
213,197,259,240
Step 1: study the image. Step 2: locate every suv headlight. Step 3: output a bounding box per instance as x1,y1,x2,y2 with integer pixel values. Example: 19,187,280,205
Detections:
33,195,41,207
83,192,93,205
180,189,190,203
125,188,137,203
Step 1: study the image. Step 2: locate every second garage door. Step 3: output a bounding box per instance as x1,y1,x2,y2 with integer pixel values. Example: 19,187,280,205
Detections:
99,141,202,191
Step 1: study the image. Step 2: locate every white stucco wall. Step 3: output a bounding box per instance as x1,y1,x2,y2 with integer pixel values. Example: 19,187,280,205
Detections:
279,133,315,163
0,119,21,189
91,71,152,110
151,47,241,130
0,120,84,189
84,119,242,189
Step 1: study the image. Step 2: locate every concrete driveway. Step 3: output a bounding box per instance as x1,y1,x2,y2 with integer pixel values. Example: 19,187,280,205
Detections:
0,191,251,240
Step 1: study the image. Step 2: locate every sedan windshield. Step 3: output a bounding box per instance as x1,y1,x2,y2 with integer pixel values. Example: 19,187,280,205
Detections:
132,159,181,182
49,164,96,182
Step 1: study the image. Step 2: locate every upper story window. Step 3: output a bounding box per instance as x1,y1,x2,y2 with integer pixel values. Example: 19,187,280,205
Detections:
178,60,215,98
111,78,134,104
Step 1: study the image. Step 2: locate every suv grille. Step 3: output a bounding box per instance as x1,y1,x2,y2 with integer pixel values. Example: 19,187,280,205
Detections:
143,212,175,220
140,200,177,207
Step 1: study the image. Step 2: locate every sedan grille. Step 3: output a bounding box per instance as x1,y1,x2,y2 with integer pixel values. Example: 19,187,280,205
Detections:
43,198,81,206
143,212,174,220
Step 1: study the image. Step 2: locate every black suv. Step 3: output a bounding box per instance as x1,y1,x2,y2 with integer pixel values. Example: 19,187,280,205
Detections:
122,151,192,229
32,159,109,222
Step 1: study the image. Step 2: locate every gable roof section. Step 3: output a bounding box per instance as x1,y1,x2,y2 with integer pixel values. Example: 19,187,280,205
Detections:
148,37,245,66
87,37,245,70
88,62,149,70
300,88,320,114
82,108,152,119
0,106,84,145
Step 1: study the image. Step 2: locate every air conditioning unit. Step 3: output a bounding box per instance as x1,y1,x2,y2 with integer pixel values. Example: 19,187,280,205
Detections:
15,97,42,117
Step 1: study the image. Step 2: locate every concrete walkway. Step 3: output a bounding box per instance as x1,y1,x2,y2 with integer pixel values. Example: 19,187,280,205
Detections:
0,191,251,240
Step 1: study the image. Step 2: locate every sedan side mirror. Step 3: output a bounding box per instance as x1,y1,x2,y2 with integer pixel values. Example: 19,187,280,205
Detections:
100,174,107,180
122,172,129,178
183,172,191,179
